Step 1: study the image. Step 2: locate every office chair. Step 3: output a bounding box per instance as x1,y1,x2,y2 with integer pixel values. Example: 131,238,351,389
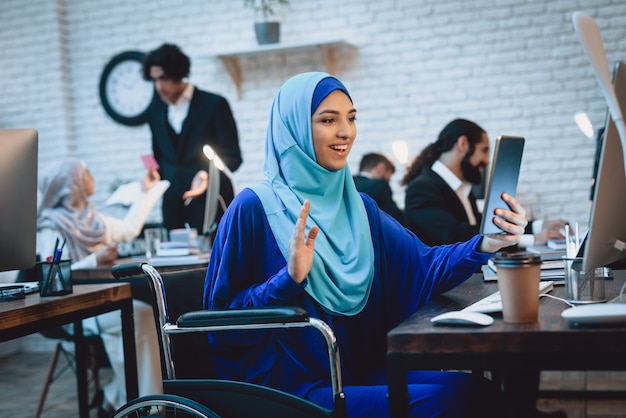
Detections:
110,262,346,418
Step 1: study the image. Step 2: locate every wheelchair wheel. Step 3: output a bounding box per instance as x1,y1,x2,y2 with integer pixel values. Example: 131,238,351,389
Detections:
111,394,221,418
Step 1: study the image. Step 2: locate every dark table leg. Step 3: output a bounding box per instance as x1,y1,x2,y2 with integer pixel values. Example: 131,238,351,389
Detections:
387,355,409,418
73,320,89,418
120,299,139,401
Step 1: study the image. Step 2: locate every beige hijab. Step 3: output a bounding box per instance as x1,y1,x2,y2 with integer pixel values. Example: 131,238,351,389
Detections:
37,158,106,260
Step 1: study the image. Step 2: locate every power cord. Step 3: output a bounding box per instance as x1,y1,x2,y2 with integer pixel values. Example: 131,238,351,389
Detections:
608,280,626,304
541,282,626,305
540,293,576,307
217,194,228,212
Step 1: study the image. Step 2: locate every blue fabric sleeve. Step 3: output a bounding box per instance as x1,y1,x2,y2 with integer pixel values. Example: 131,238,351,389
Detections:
202,189,495,403
359,192,491,327
203,188,305,310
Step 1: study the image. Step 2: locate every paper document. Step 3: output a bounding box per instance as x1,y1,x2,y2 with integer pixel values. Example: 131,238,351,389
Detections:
105,181,142,206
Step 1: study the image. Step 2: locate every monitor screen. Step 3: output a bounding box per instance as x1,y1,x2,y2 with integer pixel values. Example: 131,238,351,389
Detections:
583,61,626,272
0,128,38,272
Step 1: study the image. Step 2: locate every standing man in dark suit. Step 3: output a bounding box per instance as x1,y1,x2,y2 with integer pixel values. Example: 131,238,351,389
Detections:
353,152,404,224
142,43,242,232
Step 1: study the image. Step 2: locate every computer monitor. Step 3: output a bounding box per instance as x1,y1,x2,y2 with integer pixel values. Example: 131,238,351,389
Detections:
583,61,626,272
0,128,38,272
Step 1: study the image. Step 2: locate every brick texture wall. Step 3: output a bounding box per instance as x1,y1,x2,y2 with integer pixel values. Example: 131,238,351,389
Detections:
1,0,625,224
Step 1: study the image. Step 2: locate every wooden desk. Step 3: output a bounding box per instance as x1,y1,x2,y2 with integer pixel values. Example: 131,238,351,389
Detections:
72,254,209,280
0,283,138,418
387,272,626,418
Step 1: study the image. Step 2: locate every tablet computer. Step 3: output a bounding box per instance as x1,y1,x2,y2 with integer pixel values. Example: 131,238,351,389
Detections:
479,135,525,235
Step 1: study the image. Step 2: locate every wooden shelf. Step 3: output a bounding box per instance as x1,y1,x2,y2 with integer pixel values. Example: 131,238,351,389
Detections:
211,39,356,98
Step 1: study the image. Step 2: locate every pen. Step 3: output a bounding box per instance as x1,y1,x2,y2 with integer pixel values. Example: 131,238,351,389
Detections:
53,238,66,263
44,237,60,295
48,237,60,264
574,221,580,253
565,224,572,258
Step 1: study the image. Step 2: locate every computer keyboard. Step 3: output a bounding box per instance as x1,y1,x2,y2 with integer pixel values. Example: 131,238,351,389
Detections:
462,281,554,314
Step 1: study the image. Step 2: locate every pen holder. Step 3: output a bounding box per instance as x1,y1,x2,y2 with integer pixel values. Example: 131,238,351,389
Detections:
563,257,606,304
39,260,72,297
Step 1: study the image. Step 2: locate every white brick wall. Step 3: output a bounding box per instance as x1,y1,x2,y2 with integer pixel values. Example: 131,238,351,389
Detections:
2,0,625,224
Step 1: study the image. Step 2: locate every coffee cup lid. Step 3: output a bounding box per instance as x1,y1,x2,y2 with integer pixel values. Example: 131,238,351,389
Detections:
493,252,542,267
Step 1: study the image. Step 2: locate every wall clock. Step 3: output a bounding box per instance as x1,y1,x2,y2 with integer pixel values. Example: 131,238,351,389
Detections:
99,50,155,126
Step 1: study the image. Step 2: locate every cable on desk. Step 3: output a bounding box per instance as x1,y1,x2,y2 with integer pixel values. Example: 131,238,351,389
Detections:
540,293,576,307
607,280,626,304
619,280,626,300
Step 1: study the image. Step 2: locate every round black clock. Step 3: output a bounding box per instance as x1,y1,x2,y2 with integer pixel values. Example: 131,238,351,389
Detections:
99,50,155,126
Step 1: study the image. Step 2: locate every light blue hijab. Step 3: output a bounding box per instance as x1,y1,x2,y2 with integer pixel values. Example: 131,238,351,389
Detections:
251,72,374,316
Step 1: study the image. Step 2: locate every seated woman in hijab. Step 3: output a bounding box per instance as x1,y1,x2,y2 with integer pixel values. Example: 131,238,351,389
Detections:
203,72,529,417
36,158,169,416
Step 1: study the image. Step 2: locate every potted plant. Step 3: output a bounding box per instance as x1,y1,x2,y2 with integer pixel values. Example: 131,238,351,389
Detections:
244,0,289,45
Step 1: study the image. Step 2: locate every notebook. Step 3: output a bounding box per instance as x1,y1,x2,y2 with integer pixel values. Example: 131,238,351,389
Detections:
481,264,564,284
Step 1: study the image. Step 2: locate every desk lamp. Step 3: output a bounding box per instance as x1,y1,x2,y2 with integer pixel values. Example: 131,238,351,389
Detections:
203,145,237,193
574,112,594,140
201,145,238,235
391,140,409,165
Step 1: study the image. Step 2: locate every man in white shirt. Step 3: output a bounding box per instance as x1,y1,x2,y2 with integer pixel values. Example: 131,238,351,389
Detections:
401,118,567,418
353,152,404,224
401,118,565,248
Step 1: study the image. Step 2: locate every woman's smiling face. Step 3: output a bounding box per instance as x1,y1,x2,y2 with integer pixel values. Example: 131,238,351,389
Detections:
311,90,356,171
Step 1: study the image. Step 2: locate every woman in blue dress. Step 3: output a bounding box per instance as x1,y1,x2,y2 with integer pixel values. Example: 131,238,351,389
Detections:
203,72,528,417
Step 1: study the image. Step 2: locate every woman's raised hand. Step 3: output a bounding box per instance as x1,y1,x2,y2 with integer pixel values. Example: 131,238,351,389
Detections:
288,200,319,284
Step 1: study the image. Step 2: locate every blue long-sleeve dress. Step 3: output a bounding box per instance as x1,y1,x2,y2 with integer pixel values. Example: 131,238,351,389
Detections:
203,188,505,417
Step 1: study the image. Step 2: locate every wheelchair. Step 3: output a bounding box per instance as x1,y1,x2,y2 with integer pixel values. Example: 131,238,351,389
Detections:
110,262,346,418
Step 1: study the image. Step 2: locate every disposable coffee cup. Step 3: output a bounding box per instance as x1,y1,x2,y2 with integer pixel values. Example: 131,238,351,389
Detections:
563,257,606,304
493,252,542,323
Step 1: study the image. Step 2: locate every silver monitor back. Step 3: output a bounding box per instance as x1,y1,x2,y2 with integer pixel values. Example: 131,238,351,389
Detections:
583,61,626,272
0,128,38,272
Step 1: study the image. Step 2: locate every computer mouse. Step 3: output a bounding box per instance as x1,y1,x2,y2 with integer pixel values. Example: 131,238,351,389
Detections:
430,311,494,326
561,303,626,325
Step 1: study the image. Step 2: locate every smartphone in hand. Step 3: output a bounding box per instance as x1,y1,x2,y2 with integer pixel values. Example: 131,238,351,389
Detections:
141,154,159,171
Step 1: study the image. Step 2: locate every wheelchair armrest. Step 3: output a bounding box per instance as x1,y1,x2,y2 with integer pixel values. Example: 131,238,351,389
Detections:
112,262,146,278
134,261,345,412
177,306,308,328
